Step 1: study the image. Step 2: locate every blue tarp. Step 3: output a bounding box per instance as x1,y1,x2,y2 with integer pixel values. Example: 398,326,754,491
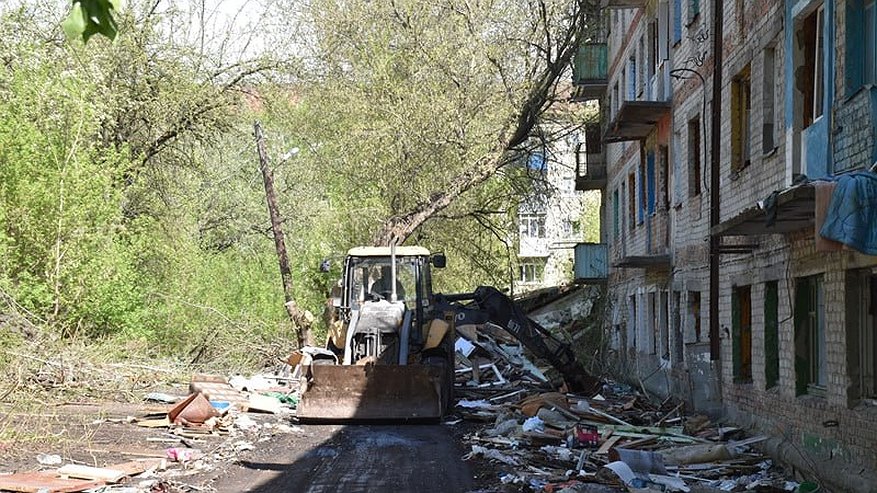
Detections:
819,171,877,255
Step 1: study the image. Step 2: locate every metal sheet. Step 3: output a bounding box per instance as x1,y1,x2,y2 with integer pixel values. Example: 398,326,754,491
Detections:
297,365,445,421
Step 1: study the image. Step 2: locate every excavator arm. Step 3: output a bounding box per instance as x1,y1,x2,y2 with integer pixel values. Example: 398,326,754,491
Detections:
436,286,602,395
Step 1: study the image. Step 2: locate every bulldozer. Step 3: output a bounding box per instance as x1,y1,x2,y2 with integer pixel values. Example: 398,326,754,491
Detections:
295,246,601,422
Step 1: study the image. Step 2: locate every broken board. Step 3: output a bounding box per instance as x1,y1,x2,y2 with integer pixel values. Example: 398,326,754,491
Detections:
0,471,104,493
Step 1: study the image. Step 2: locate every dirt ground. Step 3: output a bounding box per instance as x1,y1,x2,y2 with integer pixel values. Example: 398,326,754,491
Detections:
0,400,507,493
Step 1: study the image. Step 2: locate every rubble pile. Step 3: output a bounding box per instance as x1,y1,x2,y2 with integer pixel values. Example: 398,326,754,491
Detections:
453,331,800,493
0,368,301,493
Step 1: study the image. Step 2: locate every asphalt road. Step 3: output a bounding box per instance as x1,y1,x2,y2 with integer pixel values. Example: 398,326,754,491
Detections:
204,424,476,493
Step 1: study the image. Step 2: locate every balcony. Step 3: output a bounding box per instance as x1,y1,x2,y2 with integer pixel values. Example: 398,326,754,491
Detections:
572,43,608,101
711,184,815,237
612,209,672,269
601,0,647,8
604,100,672,143
575,124,606,191
574,243,608,282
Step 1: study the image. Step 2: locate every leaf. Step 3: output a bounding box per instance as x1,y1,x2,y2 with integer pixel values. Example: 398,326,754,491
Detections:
61,4,87,40
62,0,120,43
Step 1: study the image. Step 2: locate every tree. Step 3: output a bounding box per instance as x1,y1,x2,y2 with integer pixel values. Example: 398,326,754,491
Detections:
283,0,600,248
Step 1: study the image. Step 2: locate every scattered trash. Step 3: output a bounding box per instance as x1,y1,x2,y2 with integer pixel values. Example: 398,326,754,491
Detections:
453,289,798,493
143,392,181,404
165,447,202,462
36,453,62,466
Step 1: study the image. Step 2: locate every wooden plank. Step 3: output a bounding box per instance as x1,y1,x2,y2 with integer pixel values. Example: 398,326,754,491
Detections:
0,471,104,493
57,465,128,482
106,459,165,477
86,446,168,458
595,435,622,455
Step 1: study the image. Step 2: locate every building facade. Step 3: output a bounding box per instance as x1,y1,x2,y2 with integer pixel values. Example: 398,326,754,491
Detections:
574,0,877,489
515,125,598,292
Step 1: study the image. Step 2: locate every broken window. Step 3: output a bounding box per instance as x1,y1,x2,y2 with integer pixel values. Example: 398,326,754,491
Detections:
688,117,702,197
794,275,826,396
731,65,752,172
613,188,620,241
660,291,670,358
762,47,777,153
688,0,700,23
732,285,753,383
845,0,877,93
798,6,825,128
689,291,702,342
845,269,877,403
518,258,545,284
673,291,683,363
764,281,780,389
629,295,638,350
628,56,637,100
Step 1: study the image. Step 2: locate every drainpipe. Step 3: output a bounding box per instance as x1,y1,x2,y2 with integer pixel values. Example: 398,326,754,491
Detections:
709,0,724,361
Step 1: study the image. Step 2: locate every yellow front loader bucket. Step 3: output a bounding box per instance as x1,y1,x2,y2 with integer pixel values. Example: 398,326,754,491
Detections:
296,364,446,421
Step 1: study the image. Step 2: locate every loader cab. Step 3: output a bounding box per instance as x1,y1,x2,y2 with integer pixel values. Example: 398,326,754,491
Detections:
334,246,444,366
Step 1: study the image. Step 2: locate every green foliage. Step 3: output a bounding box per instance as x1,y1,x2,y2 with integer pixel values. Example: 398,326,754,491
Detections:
0,0,595,370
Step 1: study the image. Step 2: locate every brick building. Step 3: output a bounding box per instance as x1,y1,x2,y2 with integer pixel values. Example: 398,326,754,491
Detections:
573,0,877,489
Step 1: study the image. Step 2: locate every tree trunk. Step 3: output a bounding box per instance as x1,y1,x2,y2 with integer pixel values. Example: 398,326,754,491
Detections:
371,1,591,246
254,121,311,347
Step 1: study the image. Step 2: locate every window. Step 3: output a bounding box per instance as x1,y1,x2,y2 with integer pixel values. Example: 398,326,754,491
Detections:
688,0,700,23
638,159,646,224
612,82,620,117
628,57,637,100
688,117,702,197
765,281,780,389
672,291,683,363
613,188,620,240
867,1,877,85
731,65,752,172
639,37,646,96
648,292,658,354
795,275,826,395
689,291,702,342
527,151,546,172
845,0,877,94
659,146,669,211
646,151,656,215
799,6,825,128
732,285,753,383
519,213,545,239
762,47,777,153
846,270,877,402
562,219,581,238
673,0,682,43
629,295,638,349
628,173,636,230
660,291,670,358
519,258,545,284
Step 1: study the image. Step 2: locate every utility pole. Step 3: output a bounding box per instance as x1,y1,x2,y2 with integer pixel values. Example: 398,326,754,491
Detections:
254,121,311,348
709,0,724,361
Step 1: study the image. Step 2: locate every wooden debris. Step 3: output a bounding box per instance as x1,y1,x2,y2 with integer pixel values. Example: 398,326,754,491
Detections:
0,472,104,493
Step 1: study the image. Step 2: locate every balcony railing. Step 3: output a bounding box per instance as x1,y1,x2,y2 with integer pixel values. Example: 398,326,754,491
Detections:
575,124,606,190
574,243,608,281
572,43,608,101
